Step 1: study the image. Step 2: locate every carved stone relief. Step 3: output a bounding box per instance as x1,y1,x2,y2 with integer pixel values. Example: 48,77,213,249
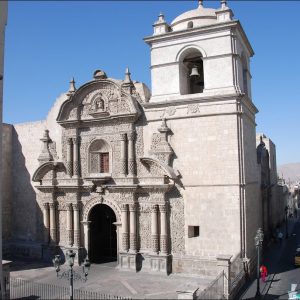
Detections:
168,189,185,254
58,210,67,245
187,104,200,114
138,204,151,250
82,196,121,222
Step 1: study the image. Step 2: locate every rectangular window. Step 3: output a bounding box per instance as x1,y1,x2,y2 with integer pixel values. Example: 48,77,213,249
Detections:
100,152,109,173
188,226,200,238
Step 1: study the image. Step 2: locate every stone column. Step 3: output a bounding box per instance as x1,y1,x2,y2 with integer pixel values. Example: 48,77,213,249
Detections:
73,203,80,248
159,204,168,254
127,132,136,176
217,255,232,299
151,204,159,254
66,138,73,177
120,133,127,176
129,203,137,252
42,202,50,244
72,137,79,178
121,204,129,252
49,202,57,244
82,221,91,257
66,203,73,247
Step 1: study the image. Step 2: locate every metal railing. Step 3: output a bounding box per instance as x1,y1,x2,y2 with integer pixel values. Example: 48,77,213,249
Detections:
196,271,225,299
230,254,245,293
10,277,132,300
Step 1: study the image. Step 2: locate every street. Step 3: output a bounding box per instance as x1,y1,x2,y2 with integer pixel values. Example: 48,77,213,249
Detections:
241,217,300,299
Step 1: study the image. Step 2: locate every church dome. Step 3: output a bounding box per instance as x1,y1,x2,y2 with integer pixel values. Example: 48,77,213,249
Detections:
171,2,217,31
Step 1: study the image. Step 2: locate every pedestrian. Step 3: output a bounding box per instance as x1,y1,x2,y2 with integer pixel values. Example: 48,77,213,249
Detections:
260,264,268,283
278,231,283,245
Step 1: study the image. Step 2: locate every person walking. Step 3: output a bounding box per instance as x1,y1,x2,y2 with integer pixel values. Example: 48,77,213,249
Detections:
260,264,268,283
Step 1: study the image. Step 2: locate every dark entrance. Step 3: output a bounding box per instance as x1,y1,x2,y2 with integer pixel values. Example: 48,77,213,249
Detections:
89,204,117,263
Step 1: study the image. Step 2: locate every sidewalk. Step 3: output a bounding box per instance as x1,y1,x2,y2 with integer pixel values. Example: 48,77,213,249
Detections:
239,217,298,299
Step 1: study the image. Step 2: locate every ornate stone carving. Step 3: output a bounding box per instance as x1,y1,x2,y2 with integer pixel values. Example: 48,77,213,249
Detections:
129,203,136,212
169,196,185,254
38,130,53,164
160,235,168,254
187,103,200,114
82,196,121,222
152,234,159,254
150,119,173,165
130,233,137,252
138,207,151,250
165,106,176,116
122,232,129,251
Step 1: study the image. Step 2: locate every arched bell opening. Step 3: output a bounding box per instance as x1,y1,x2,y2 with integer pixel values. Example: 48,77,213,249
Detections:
89,204,117,263
179,49,204,95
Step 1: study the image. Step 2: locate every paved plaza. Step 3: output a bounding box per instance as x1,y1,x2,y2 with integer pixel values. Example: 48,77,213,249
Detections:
10,260,214,299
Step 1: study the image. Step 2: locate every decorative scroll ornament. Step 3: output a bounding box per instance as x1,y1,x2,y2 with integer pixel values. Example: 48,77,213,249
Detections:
38,130,54,164
150,118,173,165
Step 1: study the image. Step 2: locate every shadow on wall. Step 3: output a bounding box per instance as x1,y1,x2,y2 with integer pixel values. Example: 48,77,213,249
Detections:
4,128,43,262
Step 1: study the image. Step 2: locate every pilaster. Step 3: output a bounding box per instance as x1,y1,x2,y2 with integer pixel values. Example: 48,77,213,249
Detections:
66,203,73,247
127,131,136,176
66,138,73,177
72,137,80,178
73,203,80,248
42,202,50,244
49,202,57,244
129,203,137,253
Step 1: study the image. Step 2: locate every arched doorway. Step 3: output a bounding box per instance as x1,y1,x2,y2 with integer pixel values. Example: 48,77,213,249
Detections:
89,204,117,263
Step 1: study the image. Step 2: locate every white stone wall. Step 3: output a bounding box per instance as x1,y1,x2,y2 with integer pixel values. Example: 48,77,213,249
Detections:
2,124,12,240
10,93,67,242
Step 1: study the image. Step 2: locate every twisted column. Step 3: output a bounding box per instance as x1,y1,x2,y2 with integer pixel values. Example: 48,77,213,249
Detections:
66,203,73,247
49,202,57,244
42,202,50,244
129,204,137,252
120,133,127,176
127,132,136,176
72,137,79,178
159,204,168,254
66,138,73,177
73,203,80,248
151,204,159,254
121,204,129,251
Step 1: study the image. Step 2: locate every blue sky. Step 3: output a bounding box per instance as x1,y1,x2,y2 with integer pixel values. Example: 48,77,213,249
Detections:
3,1,300,165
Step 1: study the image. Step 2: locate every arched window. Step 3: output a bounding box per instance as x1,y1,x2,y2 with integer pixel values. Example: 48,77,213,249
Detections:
89,139,110,174
179,49,204,95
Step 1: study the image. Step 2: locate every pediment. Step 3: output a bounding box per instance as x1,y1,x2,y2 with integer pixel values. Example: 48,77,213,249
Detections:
57,79,140,124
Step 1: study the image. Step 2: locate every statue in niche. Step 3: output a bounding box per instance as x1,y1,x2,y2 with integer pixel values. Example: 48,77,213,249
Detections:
91,95,105,112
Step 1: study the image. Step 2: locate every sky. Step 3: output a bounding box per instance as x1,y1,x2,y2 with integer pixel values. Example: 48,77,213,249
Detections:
3,0,300,165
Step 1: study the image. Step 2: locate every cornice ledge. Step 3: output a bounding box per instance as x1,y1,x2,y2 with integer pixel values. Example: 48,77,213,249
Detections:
144,20,238,45
239,94,259,114
142,93,242,109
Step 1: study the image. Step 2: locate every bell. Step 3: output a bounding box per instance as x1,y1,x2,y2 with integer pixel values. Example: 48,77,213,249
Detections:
190,66,200,77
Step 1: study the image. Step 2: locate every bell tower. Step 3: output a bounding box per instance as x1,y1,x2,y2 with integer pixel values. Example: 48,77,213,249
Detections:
143,0,261,268
144,0,253,102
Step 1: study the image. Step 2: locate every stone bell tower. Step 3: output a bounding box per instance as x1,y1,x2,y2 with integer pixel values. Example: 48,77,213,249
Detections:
143,0,261,272
145,0,253,102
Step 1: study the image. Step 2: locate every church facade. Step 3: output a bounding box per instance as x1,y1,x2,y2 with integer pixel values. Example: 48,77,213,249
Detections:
2,0,281,287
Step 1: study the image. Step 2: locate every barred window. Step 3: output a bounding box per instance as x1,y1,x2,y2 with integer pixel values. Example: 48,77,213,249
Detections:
89,140,110,174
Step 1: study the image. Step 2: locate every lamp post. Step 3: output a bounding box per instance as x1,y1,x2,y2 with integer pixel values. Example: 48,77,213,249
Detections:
53,250,91,300
285,205,289,239
255,228,264,299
